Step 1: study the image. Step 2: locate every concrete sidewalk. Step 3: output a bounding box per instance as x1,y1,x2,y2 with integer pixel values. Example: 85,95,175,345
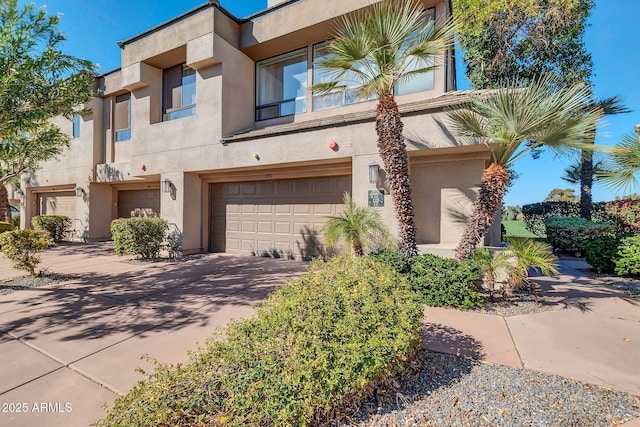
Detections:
423,259,640,408
0,243,308,427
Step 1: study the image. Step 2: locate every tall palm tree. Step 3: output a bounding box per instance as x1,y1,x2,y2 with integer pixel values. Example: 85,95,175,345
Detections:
322,192,392,256
599,127,640,192
315,0,455,257
561,155,607,185
449,76,602,261
577,96,630,219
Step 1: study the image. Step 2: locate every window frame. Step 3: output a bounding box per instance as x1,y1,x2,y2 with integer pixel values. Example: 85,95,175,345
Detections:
255,47,309,122
72,114,81,139
114,93,132,142
162,64,196,122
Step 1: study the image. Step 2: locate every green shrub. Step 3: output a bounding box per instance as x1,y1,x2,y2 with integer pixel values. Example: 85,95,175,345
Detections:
32,215,72,243
111,217,168,259
615,235,640,277
584,235,624,274
0,229,51,276
11,214,19,229
98,257,423,427
522,201,608,237
0,221,13,233
410,254,482,310
371,250,482,310
544,216,616,255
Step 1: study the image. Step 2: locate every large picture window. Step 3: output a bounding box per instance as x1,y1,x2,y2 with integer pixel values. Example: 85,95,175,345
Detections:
256,48,308,121
114,93,131,141
163,64,196,121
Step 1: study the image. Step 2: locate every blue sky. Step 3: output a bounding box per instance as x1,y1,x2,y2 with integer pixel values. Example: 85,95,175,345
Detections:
38,0,639,206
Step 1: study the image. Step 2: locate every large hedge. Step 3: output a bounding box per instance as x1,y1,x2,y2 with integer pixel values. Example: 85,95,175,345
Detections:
615,235,640,277
544,216,615,255
98,257,423,427
605,198,640,234
522,201,607,237
32,214,71,243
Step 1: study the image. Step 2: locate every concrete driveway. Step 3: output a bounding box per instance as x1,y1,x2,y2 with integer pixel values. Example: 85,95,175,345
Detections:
0,243,308,427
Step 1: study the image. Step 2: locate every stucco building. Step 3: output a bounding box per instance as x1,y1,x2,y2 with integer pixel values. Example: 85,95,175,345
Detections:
21,0,499,258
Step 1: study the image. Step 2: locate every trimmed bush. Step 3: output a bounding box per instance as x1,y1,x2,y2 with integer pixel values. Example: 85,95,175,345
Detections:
11,215,19,229
544,217,616,255
111,217,168,259
615,235,640,277
0,221,13,233
522,201,608,236
32,215,72,243
0,229,51,276
371,250,482,310
584,235,624,274
98,257,423,426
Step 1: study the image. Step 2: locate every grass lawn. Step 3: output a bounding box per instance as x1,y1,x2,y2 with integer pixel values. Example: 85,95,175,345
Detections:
502,220,540,238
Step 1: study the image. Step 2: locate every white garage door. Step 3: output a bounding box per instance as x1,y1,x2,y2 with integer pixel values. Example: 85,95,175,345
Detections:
210,176,351,259
37,191,77,219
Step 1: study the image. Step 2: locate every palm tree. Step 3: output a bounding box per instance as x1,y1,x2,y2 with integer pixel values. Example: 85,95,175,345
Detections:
322,192,392,256
449,76,602,261
315,0,455,257
599,127,640,191
577,96,630,219
561,155,607,185
473,247,512,299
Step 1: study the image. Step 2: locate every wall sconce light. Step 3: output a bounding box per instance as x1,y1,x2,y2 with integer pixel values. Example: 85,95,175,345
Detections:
75,187,85,197
368,162,380,184
161,179,172,193
14,189,24,200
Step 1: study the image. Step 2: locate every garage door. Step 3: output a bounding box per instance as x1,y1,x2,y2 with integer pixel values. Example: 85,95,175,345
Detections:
117,189,160,218
38,191,77,219
210,176,351,259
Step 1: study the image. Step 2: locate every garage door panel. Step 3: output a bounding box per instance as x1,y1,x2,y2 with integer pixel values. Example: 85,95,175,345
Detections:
209,176,351,257
117,190,160,218
38,192,76,219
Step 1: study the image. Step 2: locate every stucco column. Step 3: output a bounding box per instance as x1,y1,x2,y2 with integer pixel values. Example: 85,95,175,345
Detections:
160,171,203,255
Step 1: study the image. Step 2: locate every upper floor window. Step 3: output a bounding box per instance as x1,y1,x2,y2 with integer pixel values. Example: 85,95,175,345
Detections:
395,8,436,96
256,48,308,121
114,93,131,141
163,64,196,121
72,114,80,138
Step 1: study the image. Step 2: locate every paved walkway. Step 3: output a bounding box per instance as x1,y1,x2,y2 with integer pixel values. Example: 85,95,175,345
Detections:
1,245,639,426
423,259,640,425
0,243,308,427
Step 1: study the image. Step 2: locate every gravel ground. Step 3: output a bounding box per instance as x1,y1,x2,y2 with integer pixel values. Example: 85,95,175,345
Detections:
0,273,77,295
335,351,640,426
473,290,554,317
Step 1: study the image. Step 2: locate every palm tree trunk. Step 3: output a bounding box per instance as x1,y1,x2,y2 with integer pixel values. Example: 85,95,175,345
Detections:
375,94,418,257
352,239,364,257
455,163,510,261
0,185,12,223
579,138,594,220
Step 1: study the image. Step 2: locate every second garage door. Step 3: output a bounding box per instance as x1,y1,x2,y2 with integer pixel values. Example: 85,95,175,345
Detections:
117,189,160,218
38,191,77,219
210,176,351,259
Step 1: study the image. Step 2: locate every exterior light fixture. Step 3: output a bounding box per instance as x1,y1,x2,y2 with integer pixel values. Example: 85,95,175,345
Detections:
368,162,380,184
161,179,172,193
14,189,24,200
75,187,85,197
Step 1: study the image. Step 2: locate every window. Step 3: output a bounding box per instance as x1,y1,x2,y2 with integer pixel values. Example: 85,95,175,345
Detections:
72,114,80,138
313,42,375,111
394,8,436,96
256,48,308,121
163,64,196,121
114,93,131,141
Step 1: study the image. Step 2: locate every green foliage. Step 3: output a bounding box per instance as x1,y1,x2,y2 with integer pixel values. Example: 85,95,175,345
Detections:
453,0,593,89
0,229,50,276
110,217,168,259
544,216,615,255
506,237,558,286
502,205,522,221
372,250,482,310
615,235,640,277
11,214,19,229
0,221,13,233
98,257,423,426
32,215,71,243
544,188,579,203
322,192,392,256
473,247,511,292
584,235,624,274
599,131,640,192
605,198,640,234
522,201,608,236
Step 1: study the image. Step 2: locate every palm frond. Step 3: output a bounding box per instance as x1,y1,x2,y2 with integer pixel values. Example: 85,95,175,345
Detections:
599,132,640,192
